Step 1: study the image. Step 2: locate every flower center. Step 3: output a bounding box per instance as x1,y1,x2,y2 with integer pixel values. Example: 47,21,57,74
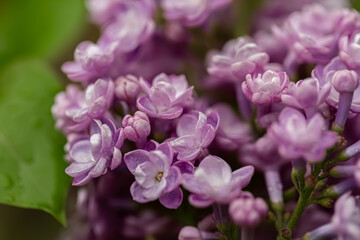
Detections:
156,172,163,182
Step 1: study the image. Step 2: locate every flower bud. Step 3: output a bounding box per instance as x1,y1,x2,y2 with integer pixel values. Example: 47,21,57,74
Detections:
122,111,151,142
229,196,268,227
317,198,334,208
332,70,359,93
178,226,201,240
115,75,141,102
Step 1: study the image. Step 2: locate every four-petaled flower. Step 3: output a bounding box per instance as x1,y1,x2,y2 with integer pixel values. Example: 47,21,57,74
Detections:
170,110,219,161
182,155,254,207
124,143,183,209
137,73,194,119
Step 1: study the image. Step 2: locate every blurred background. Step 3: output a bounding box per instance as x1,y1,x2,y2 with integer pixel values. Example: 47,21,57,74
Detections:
0,0,92,239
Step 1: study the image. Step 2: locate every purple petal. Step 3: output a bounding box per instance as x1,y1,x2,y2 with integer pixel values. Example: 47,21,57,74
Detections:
159,187,183,209
172,86,194,106
124,149,150,174
135,161,158,188
197,155,232,185
65,161,95,177
164,166,181,193
142,180,167,200
170,135,197,152
176,113,198,137
197,124,215,148
72,172,93,186
177,148,201,162
157,142,174,165
231,165,255,189
110,147,122,170
114,128,125,149
88,97,107,118
182,173,205,194
70,140,92,163
137,96,158,117
158,106,183,119
89,157,108,178
130,182,150,203
144,140,159,151
149,150,169,173
150,83,173,106
281,94,302,108
206,109,220,131
231,61,256,78
188,194,214,208
173,161,194,174
62,62,95,82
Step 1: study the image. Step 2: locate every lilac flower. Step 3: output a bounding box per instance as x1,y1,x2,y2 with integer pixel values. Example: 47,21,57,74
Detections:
52,85,89,133
76,79,114,123
178,226,218,240
281,77,331,117
86,0,155,26
65,119,124,185
122,111,151,142
83,79,114,117
331,192,360,240
182,155,254,207
124,143,183,209
114,75,142,102
137,73,194,119
52,79,114,134
242,70,289,105
268,107,337,162
99,1,155,53
313,57,360,115
170,110,219,161
212,103,252,150
207,37,269,82
62,41,117,83
272,4,344,72
229,194,268,227
340,31,360,70
241,134,287,171
161,0,231,27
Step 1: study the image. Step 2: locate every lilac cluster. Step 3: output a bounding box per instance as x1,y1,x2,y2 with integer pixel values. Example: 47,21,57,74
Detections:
52,0,360,239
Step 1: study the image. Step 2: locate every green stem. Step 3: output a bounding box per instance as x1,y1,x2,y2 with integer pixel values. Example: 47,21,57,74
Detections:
283,187,297,202
287,186,314,231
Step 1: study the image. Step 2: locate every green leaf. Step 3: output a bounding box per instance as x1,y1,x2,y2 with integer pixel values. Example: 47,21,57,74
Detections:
0,0,86,66
0,58,69,225
352,0,360,12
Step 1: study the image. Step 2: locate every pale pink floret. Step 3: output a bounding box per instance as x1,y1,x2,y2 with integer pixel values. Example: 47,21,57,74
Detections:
182,155,254,207
242,70,289,105
268,107,337,162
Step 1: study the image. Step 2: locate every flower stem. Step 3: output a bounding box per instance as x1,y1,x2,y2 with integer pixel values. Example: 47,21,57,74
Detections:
241,227,254,240
235,81,252,120
213,204,229,226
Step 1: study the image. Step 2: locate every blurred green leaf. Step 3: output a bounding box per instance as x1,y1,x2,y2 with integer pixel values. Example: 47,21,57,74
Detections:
0,0,86,66
352,0,360,11
0,59,69,225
